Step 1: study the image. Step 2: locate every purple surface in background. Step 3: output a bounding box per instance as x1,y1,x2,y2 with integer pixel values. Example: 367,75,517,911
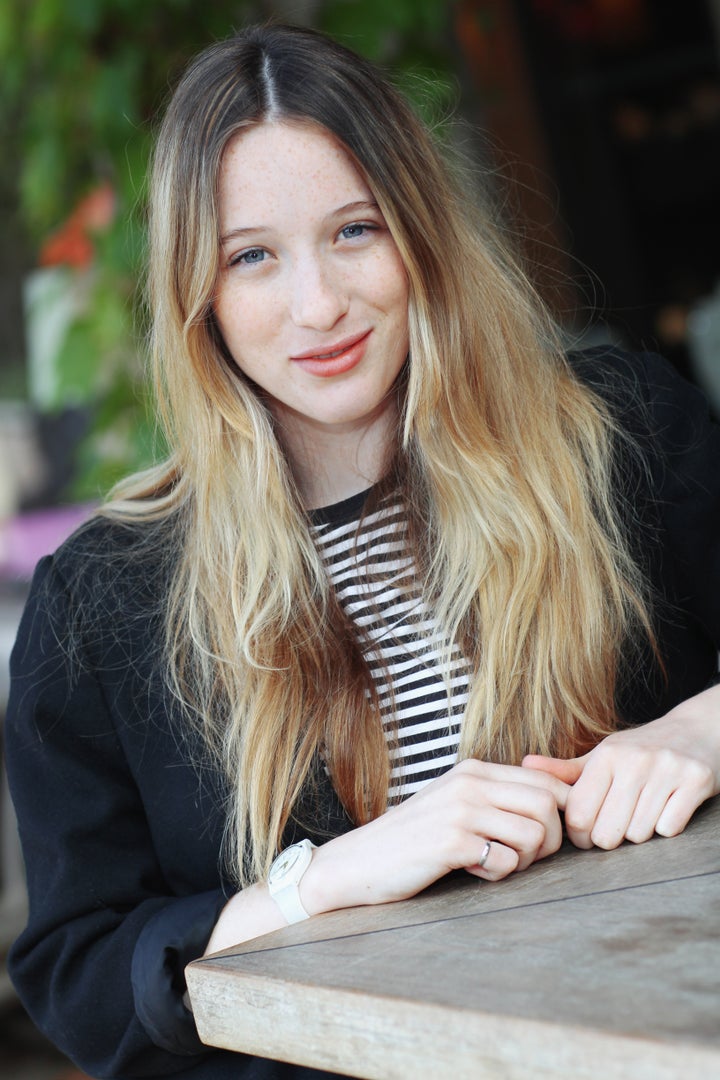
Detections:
0,504,95,581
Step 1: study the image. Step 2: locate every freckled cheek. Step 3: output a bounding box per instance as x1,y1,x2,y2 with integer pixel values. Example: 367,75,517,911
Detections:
375,249,410,311
215,288,282,358
382,271,410,331
359,256,409,313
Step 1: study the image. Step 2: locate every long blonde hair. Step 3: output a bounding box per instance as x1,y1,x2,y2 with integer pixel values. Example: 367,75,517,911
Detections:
105,24,653,885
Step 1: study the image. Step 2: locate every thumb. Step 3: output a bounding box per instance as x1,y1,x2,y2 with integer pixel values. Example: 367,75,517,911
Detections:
522,753,588,786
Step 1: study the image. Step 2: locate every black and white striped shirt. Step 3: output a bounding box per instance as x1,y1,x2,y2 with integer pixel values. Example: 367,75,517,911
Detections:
311,490,469,802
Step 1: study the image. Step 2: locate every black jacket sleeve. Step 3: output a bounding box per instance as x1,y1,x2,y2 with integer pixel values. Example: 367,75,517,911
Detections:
635,350,720,641
569,348,720,719
6,540,348,1080
6,553,230,1076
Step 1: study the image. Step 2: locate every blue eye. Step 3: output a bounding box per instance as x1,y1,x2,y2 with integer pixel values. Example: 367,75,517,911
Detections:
340,222,374,240
231,247,266,267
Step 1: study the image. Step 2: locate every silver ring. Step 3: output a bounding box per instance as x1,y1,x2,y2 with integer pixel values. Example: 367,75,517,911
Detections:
477,840,492,869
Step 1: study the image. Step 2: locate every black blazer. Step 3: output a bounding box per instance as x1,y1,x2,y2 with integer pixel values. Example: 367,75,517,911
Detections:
6,348,719,1079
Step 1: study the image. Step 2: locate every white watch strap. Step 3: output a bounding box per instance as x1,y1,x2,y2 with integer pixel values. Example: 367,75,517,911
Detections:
268,839,315,924
271,881,311,924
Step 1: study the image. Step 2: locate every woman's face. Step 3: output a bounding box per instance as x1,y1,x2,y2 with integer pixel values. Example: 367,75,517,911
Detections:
214,121,410,460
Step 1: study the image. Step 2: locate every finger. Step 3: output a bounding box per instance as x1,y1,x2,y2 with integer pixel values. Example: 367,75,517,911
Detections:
478,776,564,831
656,786,710,837
625,782,676,844
522,753,588,788
457,759,571,807
583,776,643,850
507,765,571,811
562,759,614,849
465,803,559,871
465,839,519,882
626,750,715,840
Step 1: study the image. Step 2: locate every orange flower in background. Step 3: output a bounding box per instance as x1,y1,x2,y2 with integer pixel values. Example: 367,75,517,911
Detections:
38,182,116,269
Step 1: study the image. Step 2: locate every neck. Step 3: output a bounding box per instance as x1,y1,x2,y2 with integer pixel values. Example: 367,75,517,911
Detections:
275,406,397,510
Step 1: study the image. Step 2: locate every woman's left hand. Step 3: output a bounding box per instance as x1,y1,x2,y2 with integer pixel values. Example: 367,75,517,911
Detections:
521,683,720,850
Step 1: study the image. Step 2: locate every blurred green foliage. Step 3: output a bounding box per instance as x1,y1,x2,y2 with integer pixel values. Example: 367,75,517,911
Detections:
318,0,456,113
0,0,456,500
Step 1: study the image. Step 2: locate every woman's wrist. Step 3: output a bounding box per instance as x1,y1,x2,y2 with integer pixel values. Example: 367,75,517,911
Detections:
297,838,351,916
204,881,287,954
204,838,360,955
299,829,389,914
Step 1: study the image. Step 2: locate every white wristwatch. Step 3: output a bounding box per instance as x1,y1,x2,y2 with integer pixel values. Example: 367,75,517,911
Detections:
267,839,316,924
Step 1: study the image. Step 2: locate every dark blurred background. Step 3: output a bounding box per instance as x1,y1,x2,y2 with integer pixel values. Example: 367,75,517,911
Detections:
1,2,720,1076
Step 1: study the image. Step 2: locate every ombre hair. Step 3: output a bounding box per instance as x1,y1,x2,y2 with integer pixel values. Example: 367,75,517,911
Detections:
105,24,654,886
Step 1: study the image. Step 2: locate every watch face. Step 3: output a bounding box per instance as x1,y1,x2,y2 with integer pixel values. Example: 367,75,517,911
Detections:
269,845,303,883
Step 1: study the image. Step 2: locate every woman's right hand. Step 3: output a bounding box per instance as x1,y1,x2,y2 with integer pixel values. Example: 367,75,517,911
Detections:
301,758,569,914
205,758,569,953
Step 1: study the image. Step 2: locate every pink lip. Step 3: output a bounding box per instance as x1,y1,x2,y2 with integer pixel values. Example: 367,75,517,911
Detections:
290,331,372,377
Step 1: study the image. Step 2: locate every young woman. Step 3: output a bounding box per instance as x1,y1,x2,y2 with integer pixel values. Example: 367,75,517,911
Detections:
7,22,719,1080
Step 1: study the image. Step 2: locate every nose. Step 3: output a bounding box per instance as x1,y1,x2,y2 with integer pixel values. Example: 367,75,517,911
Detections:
290,255,348,330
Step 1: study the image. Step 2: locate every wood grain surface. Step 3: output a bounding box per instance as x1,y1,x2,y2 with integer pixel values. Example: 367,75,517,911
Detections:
187,796,720,1079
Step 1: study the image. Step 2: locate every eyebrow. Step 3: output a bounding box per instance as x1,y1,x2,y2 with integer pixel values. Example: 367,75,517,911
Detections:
219,199,380,245
328,199,380,219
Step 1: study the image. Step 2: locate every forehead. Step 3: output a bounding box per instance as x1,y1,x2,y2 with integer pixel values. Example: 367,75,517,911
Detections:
217,121,371,224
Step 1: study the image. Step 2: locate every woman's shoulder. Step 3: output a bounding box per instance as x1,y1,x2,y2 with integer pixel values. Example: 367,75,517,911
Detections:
566,344,717,446
35,511,178,620
567,344,668,403
52,510,164,562
568,346,720,531
566,344,705,409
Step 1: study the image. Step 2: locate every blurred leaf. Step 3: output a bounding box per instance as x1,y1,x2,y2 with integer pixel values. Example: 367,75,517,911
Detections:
318,0,457,124
52,319,104,407
66,0,103,35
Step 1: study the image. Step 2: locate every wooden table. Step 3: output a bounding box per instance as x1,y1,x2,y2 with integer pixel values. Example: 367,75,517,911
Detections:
186,797,720,1079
